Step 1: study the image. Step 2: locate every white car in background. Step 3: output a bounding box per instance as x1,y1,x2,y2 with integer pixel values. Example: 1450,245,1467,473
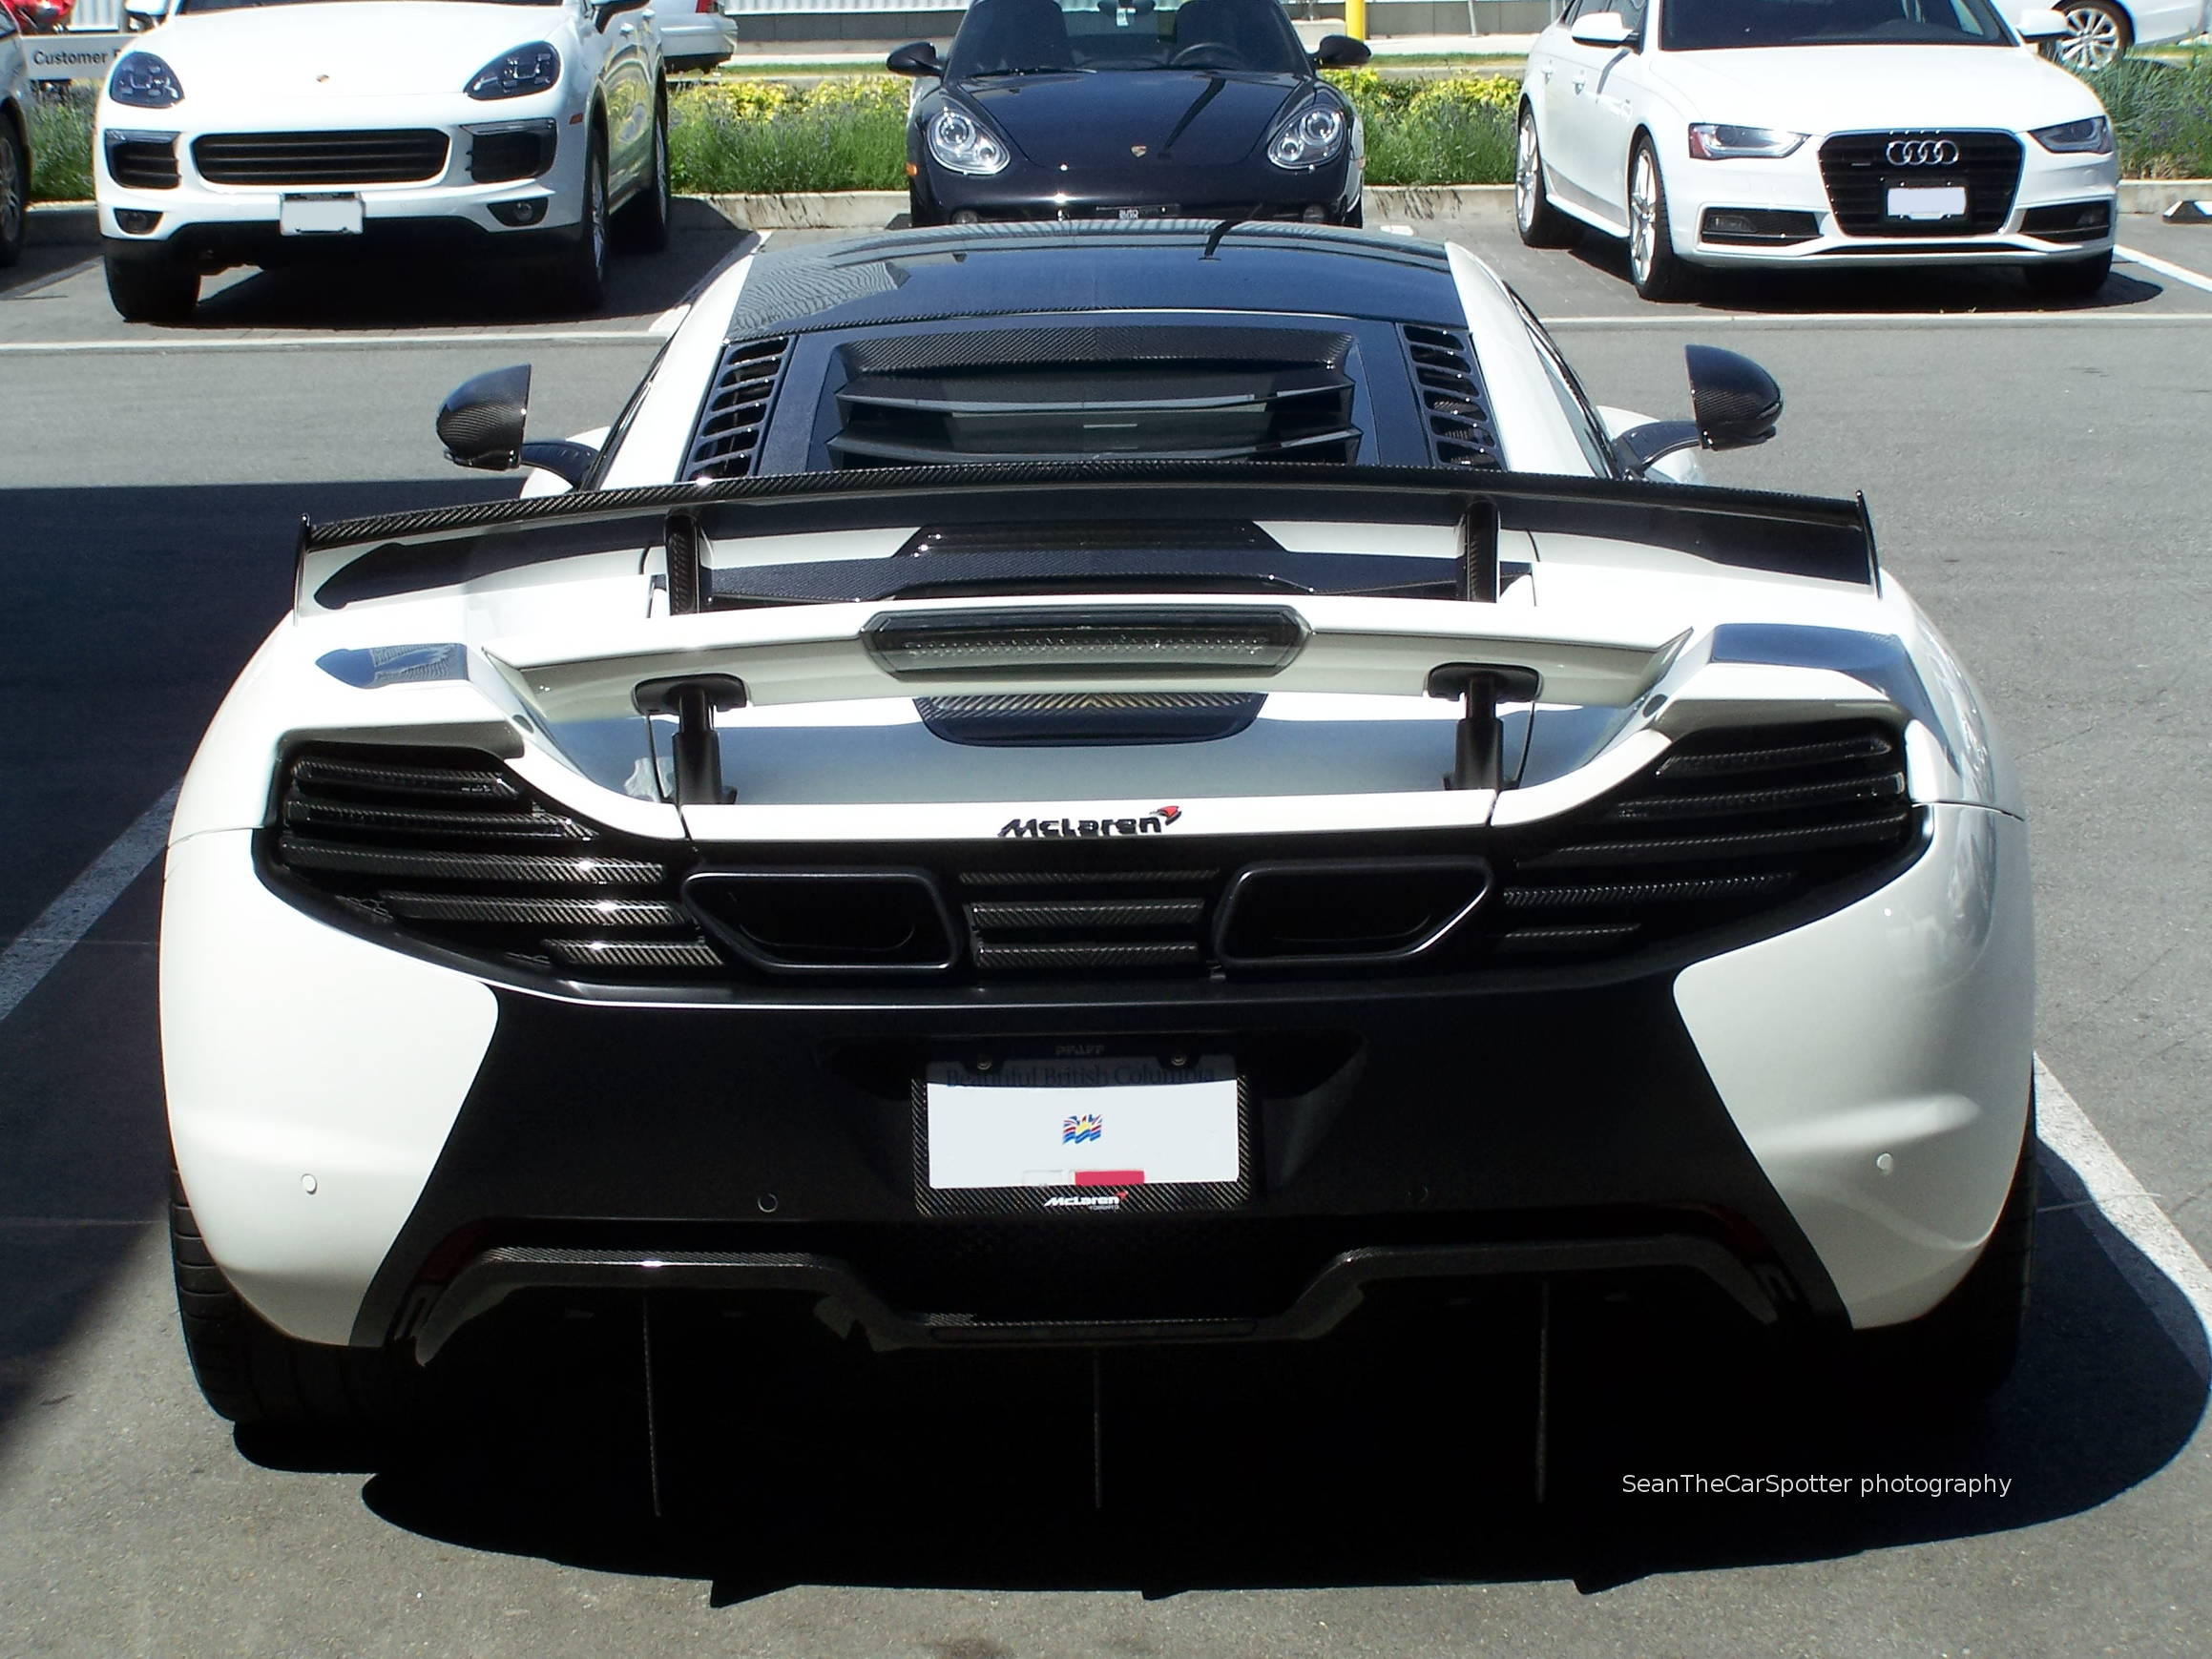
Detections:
646,0,734,71
1518,0,2123,301
94,0,672,322
2046,0,2208,72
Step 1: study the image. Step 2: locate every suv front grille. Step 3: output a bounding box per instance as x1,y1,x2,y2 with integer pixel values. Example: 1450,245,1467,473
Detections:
193,130,450,187
1817,132,2022,238
264,721,1919,988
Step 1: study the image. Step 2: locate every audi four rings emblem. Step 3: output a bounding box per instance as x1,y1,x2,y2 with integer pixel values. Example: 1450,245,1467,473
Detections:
1887,138,1961,166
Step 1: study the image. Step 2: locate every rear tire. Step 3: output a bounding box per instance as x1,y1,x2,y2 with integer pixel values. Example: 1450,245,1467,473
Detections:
1627,137,1700,302
613,98,671,255
171,1167,412,1439
0,116,27,269
1514,106,1578,249
104,246,200,322
2024,248,2113,301
1847,1098,2036,1414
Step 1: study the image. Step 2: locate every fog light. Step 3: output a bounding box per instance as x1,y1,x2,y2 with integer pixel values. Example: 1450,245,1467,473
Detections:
114,208,163,235
951,209,980,225
488,197,547,227
1700,207,1820,246
1303,204,1326,221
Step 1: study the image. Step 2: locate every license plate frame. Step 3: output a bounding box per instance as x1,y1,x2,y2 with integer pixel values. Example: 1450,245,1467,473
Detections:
1884,183,1968,223
279,193,365,237
913,1053,1250,1216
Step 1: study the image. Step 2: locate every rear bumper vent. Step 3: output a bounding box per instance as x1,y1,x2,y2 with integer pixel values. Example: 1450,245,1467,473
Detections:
265,745,718,982
1491,721,1916,961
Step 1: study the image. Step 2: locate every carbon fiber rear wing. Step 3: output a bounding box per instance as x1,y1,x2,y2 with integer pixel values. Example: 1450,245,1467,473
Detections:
297,459,1878,613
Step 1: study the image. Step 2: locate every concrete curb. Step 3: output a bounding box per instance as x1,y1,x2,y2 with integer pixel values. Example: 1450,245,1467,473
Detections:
31,179,2212,242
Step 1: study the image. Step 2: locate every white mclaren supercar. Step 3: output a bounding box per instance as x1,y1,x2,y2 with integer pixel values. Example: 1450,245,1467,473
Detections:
94,0,671,322
162,222,2035,1438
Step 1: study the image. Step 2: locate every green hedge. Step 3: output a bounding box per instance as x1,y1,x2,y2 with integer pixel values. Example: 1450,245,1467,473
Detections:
24,60,2212,204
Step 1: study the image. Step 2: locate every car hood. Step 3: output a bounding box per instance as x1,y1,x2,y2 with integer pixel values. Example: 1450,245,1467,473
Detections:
960,70,1305,168
1652,44,2104,132
133,3,570,101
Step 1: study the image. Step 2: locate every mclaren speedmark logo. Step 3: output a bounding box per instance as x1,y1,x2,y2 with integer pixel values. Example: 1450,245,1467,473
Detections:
998,806,1182,839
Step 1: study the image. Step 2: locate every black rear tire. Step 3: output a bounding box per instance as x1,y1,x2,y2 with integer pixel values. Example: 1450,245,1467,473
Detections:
613,98,671,255
171,1167,413,1438
2024,249,2113,301
104,246,200,322
1847,1097,2036,1414
0,115,27,270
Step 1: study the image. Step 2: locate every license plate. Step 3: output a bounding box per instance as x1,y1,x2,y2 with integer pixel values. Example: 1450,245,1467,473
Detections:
279,194,364,237
1886,185,1966,221
921,1055,1241,1206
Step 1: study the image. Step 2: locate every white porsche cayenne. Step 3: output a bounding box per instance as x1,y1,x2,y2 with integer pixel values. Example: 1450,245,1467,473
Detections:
1519,0,2123,301
94,0,671,322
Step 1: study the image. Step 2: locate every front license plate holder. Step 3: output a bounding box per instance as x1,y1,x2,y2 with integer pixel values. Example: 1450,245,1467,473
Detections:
1884,183,1967,222
914,1054,1250,1215
280,193,365,237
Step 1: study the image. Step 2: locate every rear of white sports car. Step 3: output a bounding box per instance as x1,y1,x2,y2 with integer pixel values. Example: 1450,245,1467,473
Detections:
158,459,2035,1431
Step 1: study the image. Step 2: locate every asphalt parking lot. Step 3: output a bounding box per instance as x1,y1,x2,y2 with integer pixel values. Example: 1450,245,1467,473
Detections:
3,204,2210,1656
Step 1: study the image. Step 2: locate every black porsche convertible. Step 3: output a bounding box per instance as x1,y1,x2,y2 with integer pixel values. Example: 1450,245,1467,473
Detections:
889,0,1369,226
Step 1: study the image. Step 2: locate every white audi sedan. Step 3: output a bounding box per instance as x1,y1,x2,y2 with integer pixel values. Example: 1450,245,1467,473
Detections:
1519,0,2122,301
94,0,671,321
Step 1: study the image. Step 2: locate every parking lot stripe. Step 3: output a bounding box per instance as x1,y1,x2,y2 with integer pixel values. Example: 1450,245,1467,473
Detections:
2036,1056,2212,1379
2117,244,2212,294
0,783,177,1027
0,331,661,356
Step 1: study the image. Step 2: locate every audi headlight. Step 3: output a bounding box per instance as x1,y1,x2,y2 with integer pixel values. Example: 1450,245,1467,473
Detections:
1686,124,1807,160
2031,115,2115,155
108,53,184,110
467,42,561,101
1266,103,1346,170
927,106,1010,176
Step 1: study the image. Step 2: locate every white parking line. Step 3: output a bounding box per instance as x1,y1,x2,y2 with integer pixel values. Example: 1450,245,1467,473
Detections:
0,783,177,1026
2116,243,2212,295
0,330,661,356
647,303,690,337
2036,1058,2212,1380
0,776,2207,1383
1549,310,2212,328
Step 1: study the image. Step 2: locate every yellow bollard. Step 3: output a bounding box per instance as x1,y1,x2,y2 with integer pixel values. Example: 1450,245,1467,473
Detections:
1345,0,1367,38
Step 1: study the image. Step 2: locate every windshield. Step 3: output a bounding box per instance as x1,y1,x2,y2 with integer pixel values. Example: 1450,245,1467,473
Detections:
945,0,1309,78
1659,0,2013,50
177,0,555,11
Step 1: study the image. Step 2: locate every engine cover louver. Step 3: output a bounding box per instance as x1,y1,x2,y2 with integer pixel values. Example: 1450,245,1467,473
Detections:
1490,721,1915,961
1401,325,1502,468
268,746,720,981
682,338,792,482
261,722,1919,989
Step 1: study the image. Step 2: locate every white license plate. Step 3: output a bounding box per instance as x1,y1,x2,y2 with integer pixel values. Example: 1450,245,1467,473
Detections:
1886,185,1967,221
925,1056,1239,1192
279,194,364,237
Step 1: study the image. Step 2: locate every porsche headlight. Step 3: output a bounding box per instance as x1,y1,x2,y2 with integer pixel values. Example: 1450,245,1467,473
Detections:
927,106,1010,176
467,42,562,101
1685,124,1807,159
1266,103,1346,170
2031,115,2115,155
108,53,184,110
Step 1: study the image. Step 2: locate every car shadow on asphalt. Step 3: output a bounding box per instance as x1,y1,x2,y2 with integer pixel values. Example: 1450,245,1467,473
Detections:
1565,236,2163,316
336,1145,2208,1599
175,202,756,332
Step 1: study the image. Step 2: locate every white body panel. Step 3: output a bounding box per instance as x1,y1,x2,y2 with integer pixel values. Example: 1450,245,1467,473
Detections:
1524,11,2120,270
